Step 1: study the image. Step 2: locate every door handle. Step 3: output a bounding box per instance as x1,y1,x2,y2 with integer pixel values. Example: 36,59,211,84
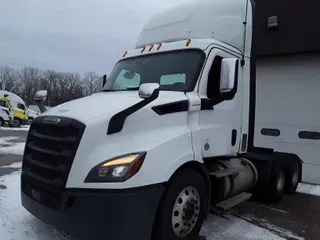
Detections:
231,129,237,146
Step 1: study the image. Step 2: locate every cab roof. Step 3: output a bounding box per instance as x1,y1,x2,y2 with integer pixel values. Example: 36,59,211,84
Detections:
0,90,25,104
135,0,251,56
136,0,320,58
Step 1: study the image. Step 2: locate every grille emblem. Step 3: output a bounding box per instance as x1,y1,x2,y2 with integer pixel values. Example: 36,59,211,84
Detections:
43,116,60,124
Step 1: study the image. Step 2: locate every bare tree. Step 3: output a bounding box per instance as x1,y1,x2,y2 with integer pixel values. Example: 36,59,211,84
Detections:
41,69,61,106
0,65,18,92
0,65,101,107
82,71,101,95
18,67,41,105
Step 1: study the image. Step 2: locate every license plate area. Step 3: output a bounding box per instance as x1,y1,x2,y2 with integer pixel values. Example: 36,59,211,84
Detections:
22,180,63,209
32,189,41,201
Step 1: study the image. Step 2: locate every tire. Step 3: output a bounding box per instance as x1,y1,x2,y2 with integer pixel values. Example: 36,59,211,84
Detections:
10,117,21,128
152,168,208,240
284,160,300,194
267,162,286,203
0,117,4,126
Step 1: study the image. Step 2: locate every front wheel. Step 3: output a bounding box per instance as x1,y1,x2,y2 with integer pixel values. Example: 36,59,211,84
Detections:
152,168,208,240
0,117,4,127
10,117,21,128
28,118,34,124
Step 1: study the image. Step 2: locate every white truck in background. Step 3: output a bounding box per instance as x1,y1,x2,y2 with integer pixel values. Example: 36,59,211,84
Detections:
27,108,40,124
21,0,320,239
0,90,29,127
0,105,13,126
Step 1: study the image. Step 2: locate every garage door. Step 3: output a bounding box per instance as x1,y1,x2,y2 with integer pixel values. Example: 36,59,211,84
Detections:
253,53,320,185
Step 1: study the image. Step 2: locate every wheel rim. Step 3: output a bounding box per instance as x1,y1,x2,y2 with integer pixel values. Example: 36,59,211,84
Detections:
292,162,299,186
276,170,285,192
171,186,200,237
12,120,19,127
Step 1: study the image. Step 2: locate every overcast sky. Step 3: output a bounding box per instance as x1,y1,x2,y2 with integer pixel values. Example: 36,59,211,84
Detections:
0,0,186,75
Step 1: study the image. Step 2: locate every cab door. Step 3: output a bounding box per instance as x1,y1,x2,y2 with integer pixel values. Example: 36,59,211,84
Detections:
198,47,243,158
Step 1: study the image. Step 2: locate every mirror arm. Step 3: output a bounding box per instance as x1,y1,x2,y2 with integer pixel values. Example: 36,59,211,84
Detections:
35,100,47,113
102,74,107,90
200,96,223,110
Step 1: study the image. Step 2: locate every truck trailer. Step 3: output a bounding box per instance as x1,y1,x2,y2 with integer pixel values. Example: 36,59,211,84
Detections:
21,0,320,239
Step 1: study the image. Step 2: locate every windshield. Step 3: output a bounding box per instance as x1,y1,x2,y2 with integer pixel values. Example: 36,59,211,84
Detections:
103,50,205,92
0,99,9,109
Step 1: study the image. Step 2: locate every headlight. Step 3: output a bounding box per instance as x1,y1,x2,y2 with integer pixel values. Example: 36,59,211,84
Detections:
84,152,146,183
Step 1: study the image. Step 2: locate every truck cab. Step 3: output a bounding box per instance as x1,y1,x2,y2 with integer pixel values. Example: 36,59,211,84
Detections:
21,0,309,239
0,97,13,126
0,91,28,127
10,102,28,127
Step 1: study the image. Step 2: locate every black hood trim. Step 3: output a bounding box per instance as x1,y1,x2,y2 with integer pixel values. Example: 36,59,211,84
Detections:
107,89,160,135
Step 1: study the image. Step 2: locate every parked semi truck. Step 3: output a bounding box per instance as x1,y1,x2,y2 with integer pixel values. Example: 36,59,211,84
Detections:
0,90,29,127
0,97,13,126
21,0,320,239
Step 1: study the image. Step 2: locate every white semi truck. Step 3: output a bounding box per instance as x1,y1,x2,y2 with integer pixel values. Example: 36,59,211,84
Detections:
21,0,320,239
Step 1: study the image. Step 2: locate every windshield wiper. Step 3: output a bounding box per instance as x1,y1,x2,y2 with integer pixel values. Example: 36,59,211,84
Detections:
102,87,139,92
102,89,117,92
125,87,139,90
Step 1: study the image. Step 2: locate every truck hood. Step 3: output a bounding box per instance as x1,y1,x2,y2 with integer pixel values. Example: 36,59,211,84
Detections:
41,91,188,123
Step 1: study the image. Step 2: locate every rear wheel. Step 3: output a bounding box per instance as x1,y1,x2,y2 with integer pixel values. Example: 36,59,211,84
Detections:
267,162,286,202
10,117,21,128
152,168,208,240
285,160,300,194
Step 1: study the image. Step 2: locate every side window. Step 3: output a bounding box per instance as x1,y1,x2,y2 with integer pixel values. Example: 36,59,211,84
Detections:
18,103,26,111
207,56,223,99
0,100,8,108
114,69,141,90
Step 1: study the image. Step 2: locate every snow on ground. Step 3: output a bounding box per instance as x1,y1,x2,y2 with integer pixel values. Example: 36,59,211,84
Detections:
0,162,22,168
0,171,72,240
0,170,304,240
0,137,26,155
0,125,30,131
297,183,320,197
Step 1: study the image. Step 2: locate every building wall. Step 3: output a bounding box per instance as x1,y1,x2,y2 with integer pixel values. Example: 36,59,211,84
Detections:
254,0,320,56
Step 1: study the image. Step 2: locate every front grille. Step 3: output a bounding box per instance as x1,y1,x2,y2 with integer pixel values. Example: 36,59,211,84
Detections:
22,116,85,202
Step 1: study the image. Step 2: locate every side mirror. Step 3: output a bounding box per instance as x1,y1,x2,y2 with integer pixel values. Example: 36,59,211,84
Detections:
102,74,107,88
220,58,239,93
138,83,160,99
34,90,48,113
34,90,48,101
